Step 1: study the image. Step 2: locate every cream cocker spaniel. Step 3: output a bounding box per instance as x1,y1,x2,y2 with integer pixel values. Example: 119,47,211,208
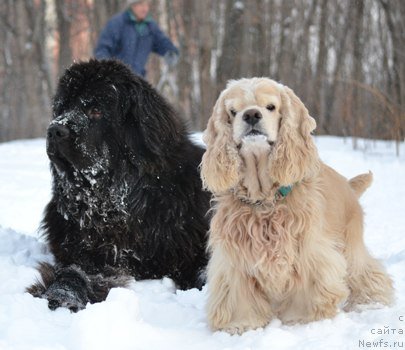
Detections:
201,78,393,334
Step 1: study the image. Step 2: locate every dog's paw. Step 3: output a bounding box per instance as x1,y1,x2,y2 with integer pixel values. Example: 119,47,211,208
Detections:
222,325,252,335
44,266,92,312
27,263,91,312
216,319,269,335
44,285,88,312
286,307,339,324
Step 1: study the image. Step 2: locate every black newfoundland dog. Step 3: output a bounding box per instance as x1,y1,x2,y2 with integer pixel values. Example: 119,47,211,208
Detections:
27,59,210,311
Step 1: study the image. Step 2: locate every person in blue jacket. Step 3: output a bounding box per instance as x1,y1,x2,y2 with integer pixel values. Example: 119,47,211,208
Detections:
94,0,179,77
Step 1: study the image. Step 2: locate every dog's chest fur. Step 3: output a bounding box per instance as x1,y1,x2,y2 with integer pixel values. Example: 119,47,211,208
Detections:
53,169,130,233
236,139,276,203
210,195,299,296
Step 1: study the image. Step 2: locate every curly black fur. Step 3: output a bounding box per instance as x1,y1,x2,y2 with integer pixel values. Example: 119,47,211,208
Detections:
27,59,210,311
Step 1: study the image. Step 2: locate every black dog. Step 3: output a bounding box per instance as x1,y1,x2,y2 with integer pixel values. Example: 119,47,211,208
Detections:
27,59,210,311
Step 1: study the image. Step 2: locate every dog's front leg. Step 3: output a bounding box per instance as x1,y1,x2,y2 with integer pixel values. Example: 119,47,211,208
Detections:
27,263,94,311
27,263,130,311
279,236,349,324
206,247,272,334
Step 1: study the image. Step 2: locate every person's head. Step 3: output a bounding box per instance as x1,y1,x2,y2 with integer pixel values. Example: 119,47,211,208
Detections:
128,0,150,21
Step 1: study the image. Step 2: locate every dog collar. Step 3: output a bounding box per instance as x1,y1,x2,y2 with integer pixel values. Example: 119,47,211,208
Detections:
234,184,294,207
277,185,293,198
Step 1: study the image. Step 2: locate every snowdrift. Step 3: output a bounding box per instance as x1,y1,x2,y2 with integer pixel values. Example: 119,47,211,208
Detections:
0,136,404,350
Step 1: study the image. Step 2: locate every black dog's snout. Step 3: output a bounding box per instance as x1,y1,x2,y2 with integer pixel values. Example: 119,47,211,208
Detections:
47,124,70,141
243,109,262,126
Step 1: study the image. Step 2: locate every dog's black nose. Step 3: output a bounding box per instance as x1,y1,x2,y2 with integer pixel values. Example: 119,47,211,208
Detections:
243,109,262,126
47,124,70,141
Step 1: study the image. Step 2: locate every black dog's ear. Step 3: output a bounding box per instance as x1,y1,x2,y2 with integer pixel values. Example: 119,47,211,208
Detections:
120,78,184,171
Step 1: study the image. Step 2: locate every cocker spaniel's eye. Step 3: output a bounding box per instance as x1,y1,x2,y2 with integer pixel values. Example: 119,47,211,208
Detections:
87,107,102,120
230,109,237,117
266,104,276,111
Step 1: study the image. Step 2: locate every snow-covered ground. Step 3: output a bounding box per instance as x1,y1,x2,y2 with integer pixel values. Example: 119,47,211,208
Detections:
0,135,404,350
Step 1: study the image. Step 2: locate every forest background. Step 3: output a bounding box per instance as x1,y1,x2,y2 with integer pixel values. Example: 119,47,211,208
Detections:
0,0,404,153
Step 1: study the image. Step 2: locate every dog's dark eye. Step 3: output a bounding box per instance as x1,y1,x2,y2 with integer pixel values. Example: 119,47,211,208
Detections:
87,107,102,120
230,109,237,117
266,104,276,111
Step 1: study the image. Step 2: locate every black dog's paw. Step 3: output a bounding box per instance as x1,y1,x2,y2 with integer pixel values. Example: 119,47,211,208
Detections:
44,283,88,312
27,263,132,311
27,263,90,312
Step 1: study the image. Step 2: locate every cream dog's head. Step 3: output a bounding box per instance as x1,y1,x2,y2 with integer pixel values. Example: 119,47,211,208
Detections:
201,78,320,195
226,78,282,148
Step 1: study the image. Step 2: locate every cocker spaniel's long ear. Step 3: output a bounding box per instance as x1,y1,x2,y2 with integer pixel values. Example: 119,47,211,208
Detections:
269,86,320,185
200,95,240,194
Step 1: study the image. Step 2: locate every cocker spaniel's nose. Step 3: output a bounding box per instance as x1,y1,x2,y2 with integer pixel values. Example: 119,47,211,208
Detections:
47,124,70,141
243,109,262,126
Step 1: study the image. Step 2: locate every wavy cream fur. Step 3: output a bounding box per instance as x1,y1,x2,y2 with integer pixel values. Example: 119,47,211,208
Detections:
202,78,394,334
201,97,241,194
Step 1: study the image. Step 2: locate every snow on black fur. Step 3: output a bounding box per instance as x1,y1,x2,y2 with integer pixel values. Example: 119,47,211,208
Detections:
27,59,210,311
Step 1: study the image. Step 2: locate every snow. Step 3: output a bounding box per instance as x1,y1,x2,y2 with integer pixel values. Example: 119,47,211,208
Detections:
0,135,404,350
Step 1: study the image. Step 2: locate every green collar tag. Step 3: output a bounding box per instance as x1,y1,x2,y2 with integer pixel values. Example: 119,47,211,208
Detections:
278,185,293,198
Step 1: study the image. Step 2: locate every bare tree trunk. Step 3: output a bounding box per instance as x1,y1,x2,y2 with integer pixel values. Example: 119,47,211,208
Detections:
325,2,352,134
275,0,292,82
297,0,318,106
379,0,405,143
168,0,196,126
0,0,51,141
55,1,73,76
196,1,214,130
88,0,123,47
254,0,268,76
314,0,329,133
351,0,365,148
216,0,245,95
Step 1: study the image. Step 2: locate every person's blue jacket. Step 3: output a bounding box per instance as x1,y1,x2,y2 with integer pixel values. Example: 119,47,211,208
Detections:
94,10,178,77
